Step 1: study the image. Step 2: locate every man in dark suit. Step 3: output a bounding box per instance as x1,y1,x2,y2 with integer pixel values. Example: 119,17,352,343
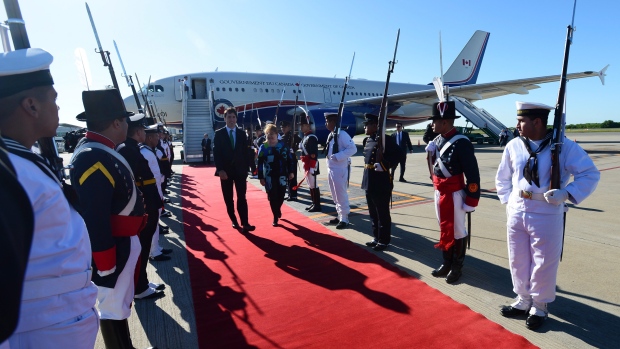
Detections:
213,107,255,233
201,133,211,164
390,122,414,182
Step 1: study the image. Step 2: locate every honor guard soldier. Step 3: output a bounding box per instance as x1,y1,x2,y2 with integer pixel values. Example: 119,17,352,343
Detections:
70,89,148,348
324,112,357,229
496,102,599,330
362,114,406,251
0,48,99,348
143,123,173,261
279,119,301,201
425,101,480,284
116,114,167,300
298,111,322,212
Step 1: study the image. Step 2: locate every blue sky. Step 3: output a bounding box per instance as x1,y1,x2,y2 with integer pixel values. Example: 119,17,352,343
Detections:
2,0,617,127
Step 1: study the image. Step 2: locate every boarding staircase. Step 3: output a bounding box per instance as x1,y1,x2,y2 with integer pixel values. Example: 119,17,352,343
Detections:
182,98,214,163
452,96,512,144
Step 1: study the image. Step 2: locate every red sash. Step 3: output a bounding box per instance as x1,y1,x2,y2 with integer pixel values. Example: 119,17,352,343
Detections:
110,214,148,237
433,174,465,251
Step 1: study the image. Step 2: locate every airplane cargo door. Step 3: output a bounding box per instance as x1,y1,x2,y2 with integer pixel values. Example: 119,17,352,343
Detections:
323,87,332,104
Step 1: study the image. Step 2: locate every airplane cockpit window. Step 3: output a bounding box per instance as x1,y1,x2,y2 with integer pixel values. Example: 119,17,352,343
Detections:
147,85,164,92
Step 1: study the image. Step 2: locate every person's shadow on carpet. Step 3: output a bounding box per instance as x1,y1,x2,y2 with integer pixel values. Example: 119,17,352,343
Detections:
241,230,410,314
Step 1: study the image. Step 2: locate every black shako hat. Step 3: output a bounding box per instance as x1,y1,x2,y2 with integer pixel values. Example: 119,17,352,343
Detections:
324,112,339,120
429,101,459,120
362,113,379,125
254,125,262,131
299,113,313,125
0,48,54,99
279,120,291,128
77,89,134,122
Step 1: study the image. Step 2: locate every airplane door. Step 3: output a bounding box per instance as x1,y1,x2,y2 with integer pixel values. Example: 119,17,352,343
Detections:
323,87,332,103
174,76,184,101
194,79,207,99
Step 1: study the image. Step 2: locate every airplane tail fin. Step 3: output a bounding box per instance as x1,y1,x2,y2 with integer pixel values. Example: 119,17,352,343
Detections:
443,30,490,86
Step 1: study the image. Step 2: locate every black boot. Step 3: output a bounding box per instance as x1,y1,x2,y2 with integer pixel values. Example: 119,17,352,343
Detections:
100,319,134,349
308,188,322,212
446,238,467,284
305,188,315,211
432,246,453,277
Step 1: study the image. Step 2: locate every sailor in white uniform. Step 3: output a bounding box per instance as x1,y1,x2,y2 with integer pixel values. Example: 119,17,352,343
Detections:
496,101,600,330
324,112,357,229
0,48,98,348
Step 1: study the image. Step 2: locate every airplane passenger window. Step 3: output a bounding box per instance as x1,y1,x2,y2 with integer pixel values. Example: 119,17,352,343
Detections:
235,88,239,92
277,89,280,93
229,88,232,92
242,88,245,92
271,89,274,93
216,87,220,91
333,91,336,95
338,92,340,95
254,88,257,92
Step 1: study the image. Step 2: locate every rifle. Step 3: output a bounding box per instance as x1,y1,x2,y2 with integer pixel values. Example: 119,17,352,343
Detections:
332,52,355,154
289,94,299,152
113,40,143,114
85,3,120,90
273,87,286,124
551,0,577,261
135,73,155,118
3,0,63,180
376,29,400,164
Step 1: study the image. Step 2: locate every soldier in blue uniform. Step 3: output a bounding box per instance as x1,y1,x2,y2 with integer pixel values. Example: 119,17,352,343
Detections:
116,114,166,300
280,120,301,201
298,111,322,212
361,114,405,251
425,101,480,284
70,89,148,348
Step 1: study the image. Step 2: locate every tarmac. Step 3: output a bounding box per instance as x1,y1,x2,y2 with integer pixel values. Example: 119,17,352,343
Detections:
81,131,620,349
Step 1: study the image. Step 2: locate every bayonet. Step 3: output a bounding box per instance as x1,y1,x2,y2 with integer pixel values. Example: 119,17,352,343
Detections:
85,2,119,89
114,40,143,113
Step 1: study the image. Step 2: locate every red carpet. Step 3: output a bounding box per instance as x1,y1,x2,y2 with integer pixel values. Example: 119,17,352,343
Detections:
182,166,535,349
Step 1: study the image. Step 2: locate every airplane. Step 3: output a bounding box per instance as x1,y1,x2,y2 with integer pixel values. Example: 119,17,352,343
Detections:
123,30,607,145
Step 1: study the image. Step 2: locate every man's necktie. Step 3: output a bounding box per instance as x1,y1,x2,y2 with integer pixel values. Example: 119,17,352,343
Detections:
398,132,401,145
229,129,234,148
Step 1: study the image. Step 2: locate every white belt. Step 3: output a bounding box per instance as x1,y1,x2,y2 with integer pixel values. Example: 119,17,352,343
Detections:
517,189,545,201
22,269,93,301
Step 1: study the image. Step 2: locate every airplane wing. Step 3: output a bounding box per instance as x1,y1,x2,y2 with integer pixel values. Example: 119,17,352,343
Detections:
346,65,609,108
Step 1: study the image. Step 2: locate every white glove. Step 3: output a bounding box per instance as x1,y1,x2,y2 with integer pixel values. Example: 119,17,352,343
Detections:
330,154,337,161
374,163,383,172
544,189,569,206
462,203,476,213
425,142,436,153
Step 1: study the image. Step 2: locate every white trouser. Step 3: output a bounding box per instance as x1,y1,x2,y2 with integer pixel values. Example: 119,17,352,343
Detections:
506,206,563,303
150,211,163,257
433,189,468,240
327,167,349,222
307,167,317,189
4,308,98,349
97,235,141,320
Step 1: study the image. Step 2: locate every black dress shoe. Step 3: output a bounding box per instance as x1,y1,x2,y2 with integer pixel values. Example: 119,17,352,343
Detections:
399,178,407,183
161,248,173,255
365,240,378,247
232,222,240,229
335,221,349,229
500,306,528,318
324,218,339,226
135,289,165,300
149,254,171,262
431,264,451,277
445,270,462,284
242,225,256,233
272,219,278,227
305,204,314,211
286,196,298,202
373,243,389,251
526,314,547,330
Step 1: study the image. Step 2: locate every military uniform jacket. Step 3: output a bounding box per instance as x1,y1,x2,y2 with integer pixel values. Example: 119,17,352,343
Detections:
280,131,301,158
300,132,319,171
156,142,172,177
117,137,162,211
429,128,481,207
362,134,405,194
70,132,146,288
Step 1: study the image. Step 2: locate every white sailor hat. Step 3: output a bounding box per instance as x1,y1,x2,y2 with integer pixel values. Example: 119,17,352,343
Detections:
0,48,54,99
145,124,160,134
516,101,553,117
127,113,146,129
